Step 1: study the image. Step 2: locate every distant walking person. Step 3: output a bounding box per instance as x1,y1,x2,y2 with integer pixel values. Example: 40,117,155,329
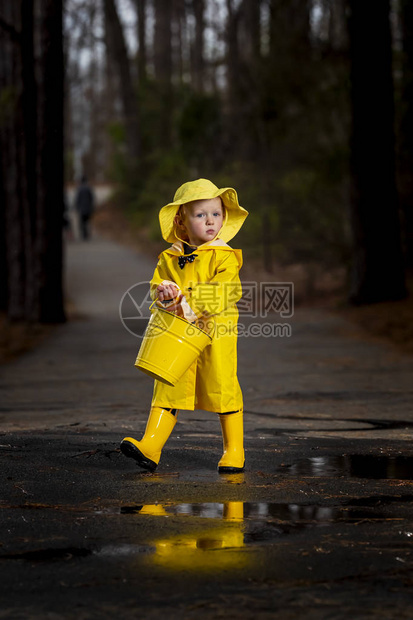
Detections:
75,175,95,240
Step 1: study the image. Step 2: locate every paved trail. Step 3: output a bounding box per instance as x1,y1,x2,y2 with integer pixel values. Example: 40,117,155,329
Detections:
2,234,413,619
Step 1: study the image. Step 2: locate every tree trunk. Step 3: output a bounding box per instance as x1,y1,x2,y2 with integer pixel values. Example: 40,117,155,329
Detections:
0,1,26,320
192,0,205,92
226,0,241,124
328,0,348,51
399,0,413,268
240,0,261,65
154,0,172,85
154,0,173,146
104,0,140,163
237,0,262,158
348,0,406,303
103,10,118,167
21,0,39,320
135,0,147,82
174,0,186,86
0,140,6,312
269,0,311,60
37,0,66,322
0,6,10,312
0,0,66,323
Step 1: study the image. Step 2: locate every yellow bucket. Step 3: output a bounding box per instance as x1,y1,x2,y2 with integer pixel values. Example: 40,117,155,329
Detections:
135,307,212,386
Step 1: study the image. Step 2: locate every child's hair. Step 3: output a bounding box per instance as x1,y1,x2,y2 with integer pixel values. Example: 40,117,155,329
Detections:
175,205,190,241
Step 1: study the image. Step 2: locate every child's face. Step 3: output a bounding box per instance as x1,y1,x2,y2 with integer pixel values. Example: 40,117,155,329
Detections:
176,197,224,246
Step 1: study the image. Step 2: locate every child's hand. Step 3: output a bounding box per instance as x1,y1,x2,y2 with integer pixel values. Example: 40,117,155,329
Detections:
157,282,180,302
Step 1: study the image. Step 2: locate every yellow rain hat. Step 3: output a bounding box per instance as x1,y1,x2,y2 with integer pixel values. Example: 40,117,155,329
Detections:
159,178,248,243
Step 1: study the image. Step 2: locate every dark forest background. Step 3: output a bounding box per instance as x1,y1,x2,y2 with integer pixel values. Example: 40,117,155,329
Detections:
1,0,413,325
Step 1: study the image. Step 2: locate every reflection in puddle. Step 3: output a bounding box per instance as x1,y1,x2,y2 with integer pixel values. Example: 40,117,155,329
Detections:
111,500,397,572
279,455,413,479
135,502,247,572
121,501,389,526
92,499,407,572
121,502,244,520
121,501,340,523
97,543,155,556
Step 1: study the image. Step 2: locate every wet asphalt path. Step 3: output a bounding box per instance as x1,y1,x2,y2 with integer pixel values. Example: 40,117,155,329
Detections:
1,235,413,618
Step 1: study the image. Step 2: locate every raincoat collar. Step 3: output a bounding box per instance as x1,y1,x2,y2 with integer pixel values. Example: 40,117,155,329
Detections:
183,242,197,255
165,238,231,256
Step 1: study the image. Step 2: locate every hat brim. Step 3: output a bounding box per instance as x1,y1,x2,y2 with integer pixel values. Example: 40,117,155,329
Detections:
159,187,248,244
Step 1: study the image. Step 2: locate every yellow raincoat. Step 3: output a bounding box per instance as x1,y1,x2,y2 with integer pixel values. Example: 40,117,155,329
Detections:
149,179,248,413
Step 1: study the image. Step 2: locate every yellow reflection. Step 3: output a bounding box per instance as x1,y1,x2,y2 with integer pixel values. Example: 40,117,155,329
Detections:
140,502,249,572
223,501,243,521
138,504,168,516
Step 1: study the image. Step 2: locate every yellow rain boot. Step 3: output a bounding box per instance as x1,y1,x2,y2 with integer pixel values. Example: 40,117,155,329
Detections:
217,410,245,474
120,407,177,472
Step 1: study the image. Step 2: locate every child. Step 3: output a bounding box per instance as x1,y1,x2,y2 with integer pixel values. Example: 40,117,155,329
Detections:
120,178,248,473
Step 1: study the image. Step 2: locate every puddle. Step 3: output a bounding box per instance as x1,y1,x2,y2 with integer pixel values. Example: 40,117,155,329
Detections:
106,500,405,572
278,455,413,479
119,501,395,526
2,500,407,571
96,544,155,556
347,495,413,507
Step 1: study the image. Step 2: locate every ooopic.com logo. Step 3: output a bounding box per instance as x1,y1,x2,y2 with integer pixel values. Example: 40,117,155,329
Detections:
119,281,294,339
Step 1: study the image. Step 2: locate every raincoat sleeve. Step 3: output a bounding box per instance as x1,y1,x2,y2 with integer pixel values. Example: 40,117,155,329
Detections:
149,255,175,301
189,251,242,317
149,254,198,322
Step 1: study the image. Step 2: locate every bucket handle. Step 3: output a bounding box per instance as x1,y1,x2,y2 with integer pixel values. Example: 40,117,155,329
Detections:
149,297,159,312
149,296,215,337
149,296,174,311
